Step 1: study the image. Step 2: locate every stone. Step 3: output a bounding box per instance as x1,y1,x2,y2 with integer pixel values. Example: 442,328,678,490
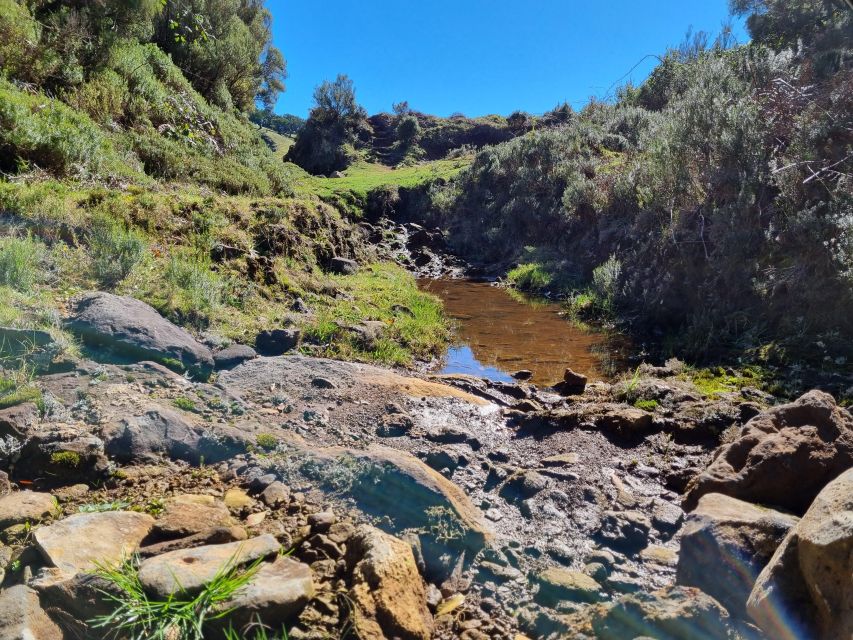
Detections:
598,510,651,552
308,511,336,532
0,402,40,439
596,405,654,434
651,500,684,536
223,556,314,629
684,390,853,514
541,452,579,467
103,406,240,464
152,494,233,539
138,534,280,598
747,468,853,640
213,344,257,370
329,256,359,275
347,525,433,640
512,370,533,381
500,471,549,500
35,511,154,576
255,328,301,356
224,487,254,511
260,481,290,507
140,526,247,557
0,585,63,639
641,545,679,568
534,568,603,605
553,368,588,395
0,491,57,529
66,291,214,376
677,493,799,618
563,585,735,639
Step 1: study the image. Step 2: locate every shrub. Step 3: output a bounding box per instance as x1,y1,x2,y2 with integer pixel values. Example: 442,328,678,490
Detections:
507,263,552,291
89,217,147,286
0,236,44,292
255,433,278,451
164,254,222,325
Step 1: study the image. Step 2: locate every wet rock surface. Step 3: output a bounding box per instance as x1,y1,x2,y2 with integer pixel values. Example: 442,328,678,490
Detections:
0,336,848,638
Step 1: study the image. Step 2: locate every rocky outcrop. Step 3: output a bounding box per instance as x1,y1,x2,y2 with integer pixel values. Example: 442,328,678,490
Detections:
683,390,853,514
676,493,799,617
747,467,853,640
66,292,214,376
347,525,434,640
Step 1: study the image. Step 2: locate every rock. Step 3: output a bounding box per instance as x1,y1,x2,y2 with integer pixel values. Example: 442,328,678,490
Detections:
347,525,434,640
66,292,214,376
311,376,336,389
677,493,798,618
553,368,588,395
0,491,58,529
596,405,654,435
541,452,579,467
684,390,853,514
140,526,247,557
651,500,684,536
222,556,314,629
151,494,233,539
138,534,280,598
0,402,40,439
255,328,301,356
308,510,335,532
35,511,154,576
640,545,679,568
534,568,603,605
500,471,549,500
103,406,240,464
512,370,533,381
747,468,853,640
564,585,735,640
224,487,254,511
0,585,63,639
329,256,359,275
598,510,651,552
260,481,290,507
213,344,257,370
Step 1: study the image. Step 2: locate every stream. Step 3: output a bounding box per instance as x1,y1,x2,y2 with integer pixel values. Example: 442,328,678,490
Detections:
419,278,621,386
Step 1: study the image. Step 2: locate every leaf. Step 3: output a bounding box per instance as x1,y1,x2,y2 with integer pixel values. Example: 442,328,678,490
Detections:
435,593,464,617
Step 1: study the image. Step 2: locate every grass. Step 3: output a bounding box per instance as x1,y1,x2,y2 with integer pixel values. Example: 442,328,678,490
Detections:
0,369,43,410
303,262,450,366
634,399,659,412
92,554,264,640
681,366,766,398
507,262,552,291
50,451,82,467
255,433,279,451
173,396,198,412
0,235,44,292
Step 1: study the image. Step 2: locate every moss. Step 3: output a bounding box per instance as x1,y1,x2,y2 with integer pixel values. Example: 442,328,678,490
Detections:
0,386,42,409
50,451,82,468
634,399,659,412
172,396,197,412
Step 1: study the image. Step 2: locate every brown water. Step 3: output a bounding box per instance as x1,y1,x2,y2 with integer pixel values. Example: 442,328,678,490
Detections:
419,279,617,386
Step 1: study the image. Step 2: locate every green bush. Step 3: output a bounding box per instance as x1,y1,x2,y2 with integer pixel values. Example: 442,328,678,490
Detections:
89,217,147,286
0,236,44,292
164,254,222,325
507,263,552,291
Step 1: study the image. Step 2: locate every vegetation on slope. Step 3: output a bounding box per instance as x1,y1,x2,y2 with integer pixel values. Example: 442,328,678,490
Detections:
403,0,853,368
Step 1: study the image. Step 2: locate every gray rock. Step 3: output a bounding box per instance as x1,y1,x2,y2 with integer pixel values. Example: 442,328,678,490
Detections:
553,368,588,395
0,491,57,529
213,344,257,370
599,510,652,552
222,556,314,629
534,568,603,605
138,534,280,597
329,256,359,275
260,481,290,507
35,511,154,576
651,500,684,536
677,492,798,618
66,292,214,376
255,328,300,356
0,585,63,639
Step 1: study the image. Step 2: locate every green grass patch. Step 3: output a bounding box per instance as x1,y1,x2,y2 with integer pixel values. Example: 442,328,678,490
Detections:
507,262,552,291
634,399,659,412
255,433,279,451
50,451,82,467
681,366,765,398
173,396,197,412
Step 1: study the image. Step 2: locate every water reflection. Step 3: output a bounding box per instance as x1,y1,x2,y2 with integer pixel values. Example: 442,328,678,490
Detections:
420,279,613,386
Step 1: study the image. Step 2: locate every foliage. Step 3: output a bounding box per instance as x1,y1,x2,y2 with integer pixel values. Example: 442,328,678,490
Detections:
92,555,265,640
89,217,147,286
506,263,552,291
0,236,44,293
50,451,82,467
250,110,305,136
255,433,278,451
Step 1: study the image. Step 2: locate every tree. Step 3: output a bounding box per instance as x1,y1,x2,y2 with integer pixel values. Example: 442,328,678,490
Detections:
286,74,367,174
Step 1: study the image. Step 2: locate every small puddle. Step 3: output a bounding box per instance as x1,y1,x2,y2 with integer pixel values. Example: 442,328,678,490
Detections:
420,279,621,386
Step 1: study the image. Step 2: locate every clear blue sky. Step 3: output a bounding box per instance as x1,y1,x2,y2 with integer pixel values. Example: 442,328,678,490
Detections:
270,0,746,118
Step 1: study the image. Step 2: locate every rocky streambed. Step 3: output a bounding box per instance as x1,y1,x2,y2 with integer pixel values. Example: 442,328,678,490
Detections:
0,290,850,639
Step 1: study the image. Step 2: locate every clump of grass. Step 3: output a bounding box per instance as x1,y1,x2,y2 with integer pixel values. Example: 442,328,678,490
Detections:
507,262,551,291
92,555,264,640
0,236,44,292
173,396,197,412
163,254,223,327
79,500,132,513
0,370,42,409
255,433,278,451
89,216,147,286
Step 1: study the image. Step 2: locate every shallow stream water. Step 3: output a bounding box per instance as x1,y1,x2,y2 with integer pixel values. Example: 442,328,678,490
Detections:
419,279,620,386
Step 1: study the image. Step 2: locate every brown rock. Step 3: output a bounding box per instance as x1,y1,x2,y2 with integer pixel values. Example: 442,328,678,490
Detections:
347,525,434,640
152,494,233,539
0,585,63,639
677,493,799,617
683,390,853,514
747,468,853,640
0,491,57,529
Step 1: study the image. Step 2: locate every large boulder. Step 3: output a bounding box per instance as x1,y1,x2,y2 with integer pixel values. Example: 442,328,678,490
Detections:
66,292,214,376
747,468,853,640
0,585,63,640
677,493,799,617
347,525,434,640
0,491,58,529
683,390,853,514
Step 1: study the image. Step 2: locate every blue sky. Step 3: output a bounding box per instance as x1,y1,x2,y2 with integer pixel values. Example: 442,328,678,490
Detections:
270,0,746,118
